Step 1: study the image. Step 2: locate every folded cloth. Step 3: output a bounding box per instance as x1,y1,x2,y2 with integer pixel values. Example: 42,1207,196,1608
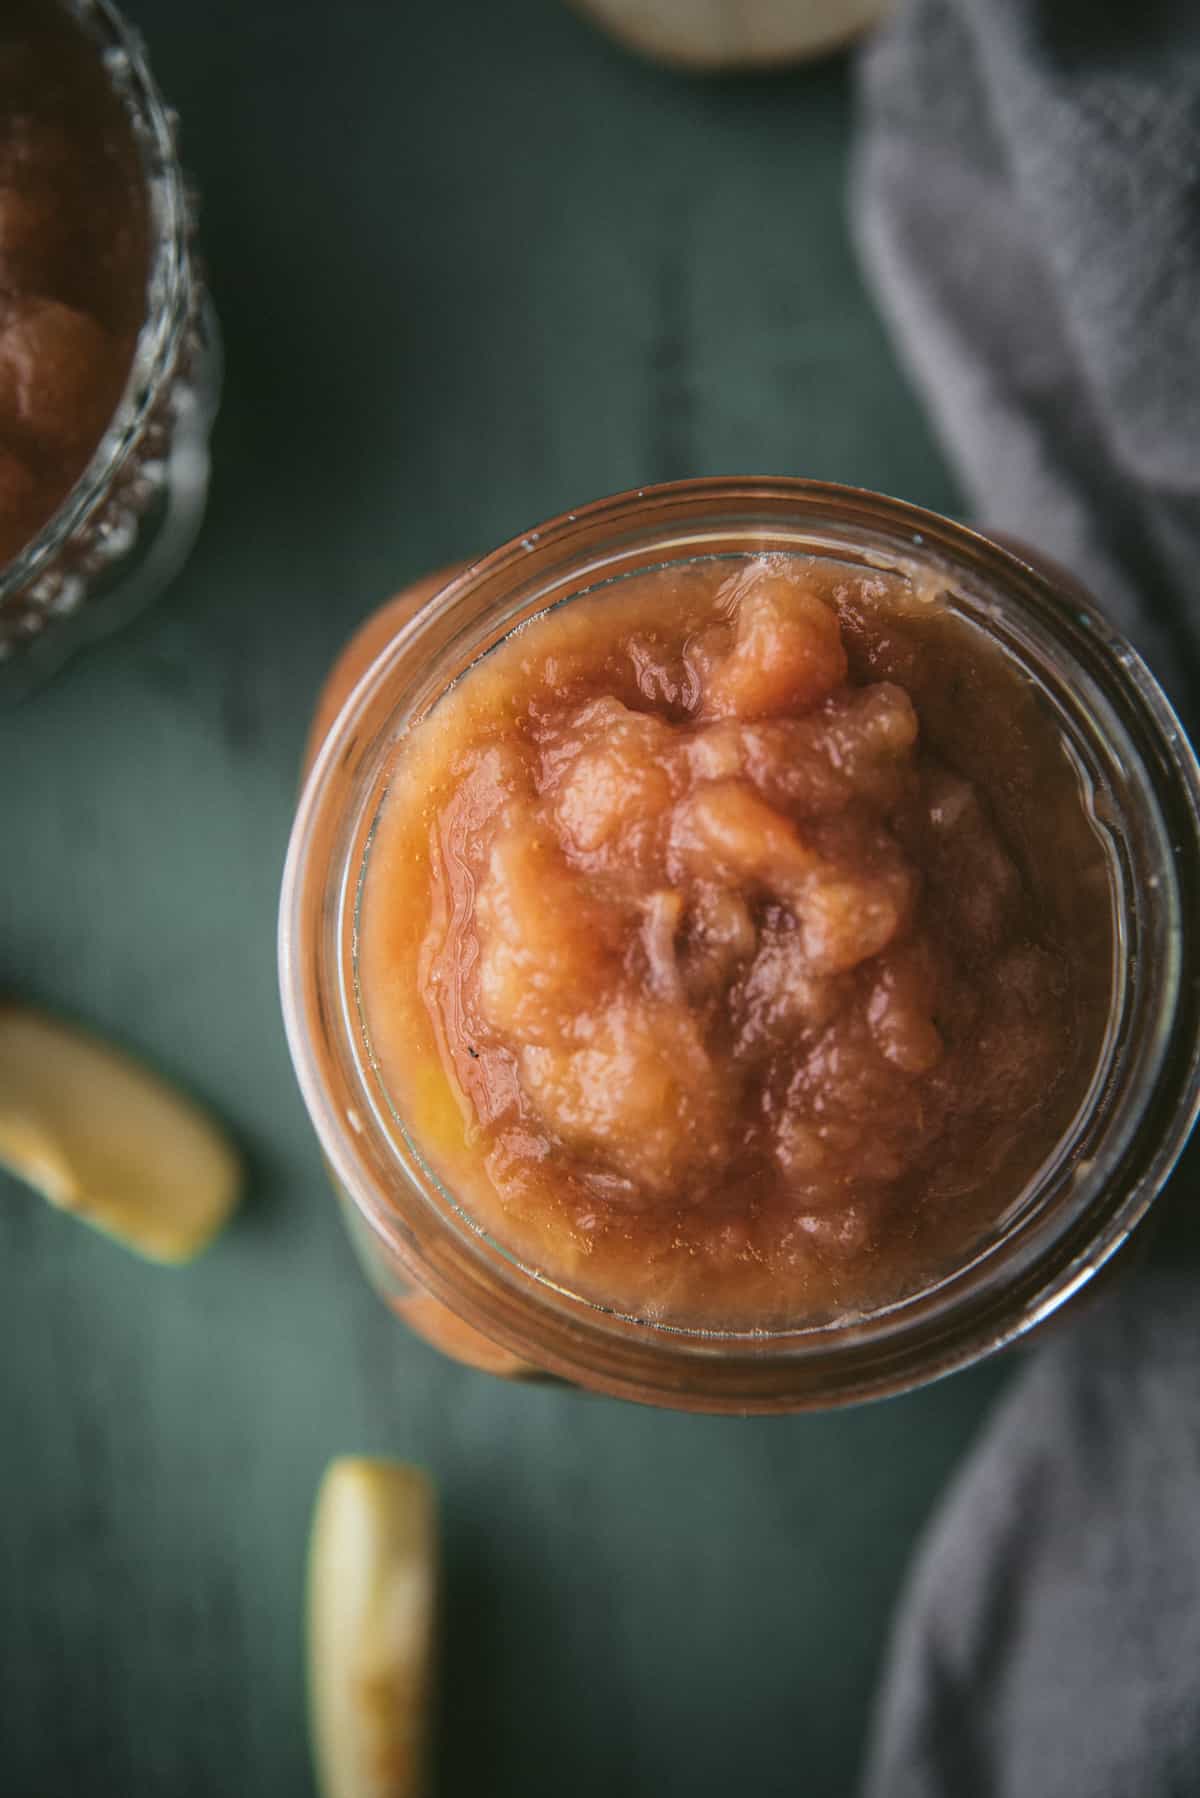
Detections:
859,1276,1200,1798
853,5,1200,1794
852,0,1200,710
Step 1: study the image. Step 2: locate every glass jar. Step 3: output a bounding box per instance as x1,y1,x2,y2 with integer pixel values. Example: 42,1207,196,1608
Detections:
279,479,1200,1412
0,0,220,698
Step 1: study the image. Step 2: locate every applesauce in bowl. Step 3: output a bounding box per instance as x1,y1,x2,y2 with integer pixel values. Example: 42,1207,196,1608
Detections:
0,0,219,684
0,0,149,565
359,550,1112,1331
281,480,1200,1409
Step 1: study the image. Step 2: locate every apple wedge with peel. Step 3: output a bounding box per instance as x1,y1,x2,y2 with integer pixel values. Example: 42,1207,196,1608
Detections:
308,1458,438,1798
568,0,891,71
0,1004,241,1263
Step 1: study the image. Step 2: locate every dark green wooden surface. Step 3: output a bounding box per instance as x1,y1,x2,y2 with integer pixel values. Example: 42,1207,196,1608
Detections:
1,3,1013,1793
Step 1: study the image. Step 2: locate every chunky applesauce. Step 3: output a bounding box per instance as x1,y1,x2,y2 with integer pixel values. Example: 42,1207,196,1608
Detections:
359,555,1112,1328
0,0,149,563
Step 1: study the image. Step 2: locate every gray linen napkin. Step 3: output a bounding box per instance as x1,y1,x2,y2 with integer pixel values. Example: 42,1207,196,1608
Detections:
860,1275,1200,1798
852,4,1200,1793
853,0,1200,708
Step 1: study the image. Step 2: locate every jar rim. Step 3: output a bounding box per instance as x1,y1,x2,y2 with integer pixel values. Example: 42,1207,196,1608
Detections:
281,477,1200,1409
0,0,196,609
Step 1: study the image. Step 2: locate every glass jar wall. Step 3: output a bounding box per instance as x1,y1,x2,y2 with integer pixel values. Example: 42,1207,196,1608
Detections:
280,479,1200,1411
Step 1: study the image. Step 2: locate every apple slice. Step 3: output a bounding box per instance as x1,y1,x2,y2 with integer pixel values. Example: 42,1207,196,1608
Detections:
0,1003,240,1262
308,1458,438,1798
567,0,891,71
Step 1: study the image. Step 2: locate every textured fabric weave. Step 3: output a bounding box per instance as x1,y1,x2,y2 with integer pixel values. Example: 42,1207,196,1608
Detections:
853,0,1200,712
853,5,1200,1792
860,1278,1200,1798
